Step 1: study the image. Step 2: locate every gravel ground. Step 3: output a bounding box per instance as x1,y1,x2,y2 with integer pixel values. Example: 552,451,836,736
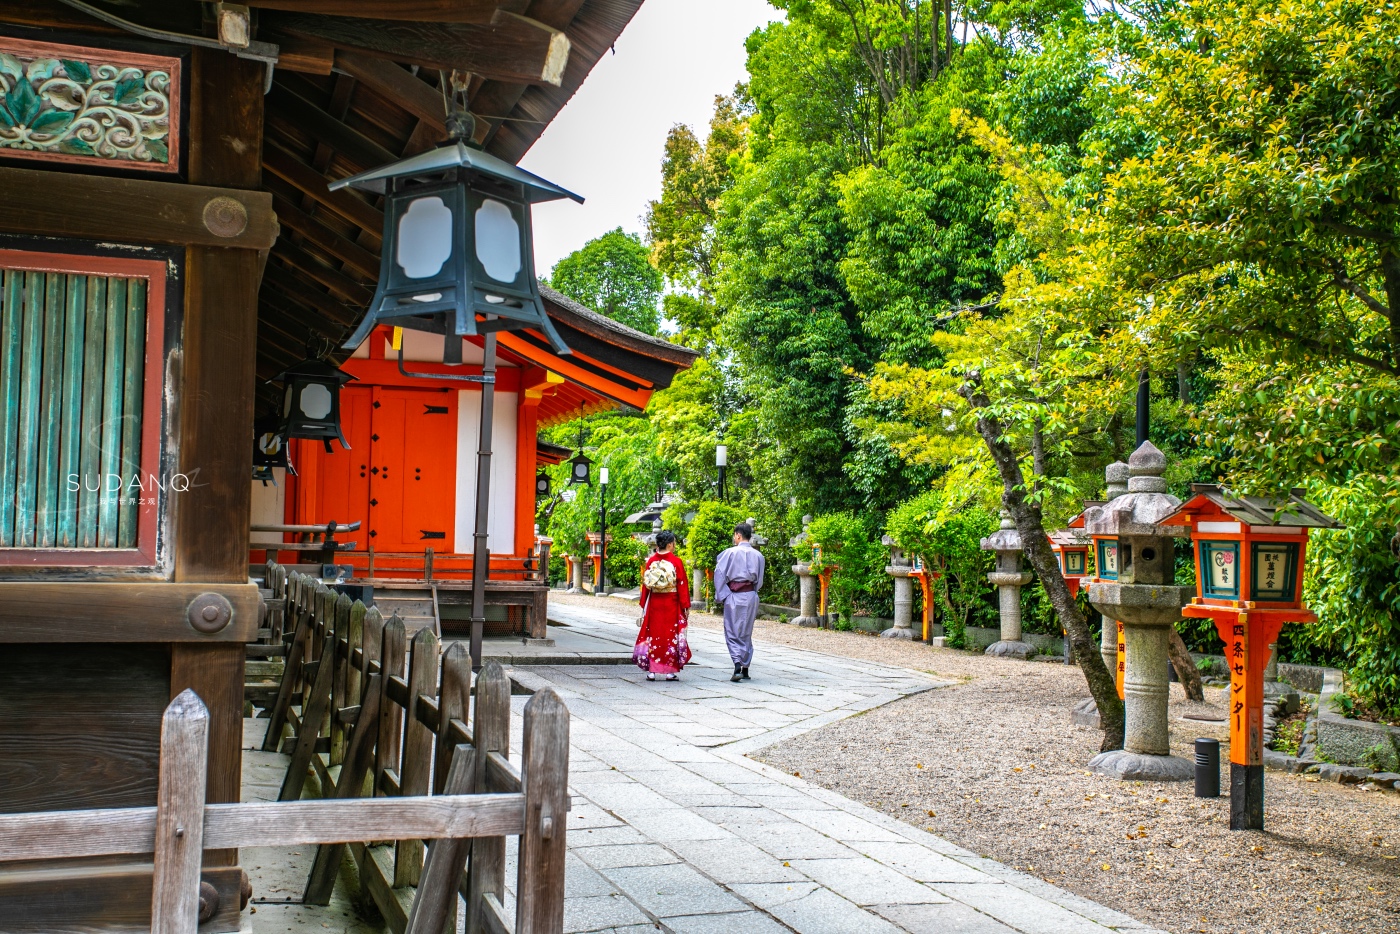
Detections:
696,615,1400,934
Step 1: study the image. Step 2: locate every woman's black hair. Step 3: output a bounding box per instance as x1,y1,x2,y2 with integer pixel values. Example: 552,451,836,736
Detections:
655,529,677,550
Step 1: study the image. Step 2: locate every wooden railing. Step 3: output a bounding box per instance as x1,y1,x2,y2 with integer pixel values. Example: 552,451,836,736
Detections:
0,684,567,934
259,570,568,934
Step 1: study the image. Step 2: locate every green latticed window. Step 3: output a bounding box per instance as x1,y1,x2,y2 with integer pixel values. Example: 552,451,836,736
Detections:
0,249,165,564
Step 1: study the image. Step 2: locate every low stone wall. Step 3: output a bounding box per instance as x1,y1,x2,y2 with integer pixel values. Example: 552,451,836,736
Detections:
1315,668,1400,771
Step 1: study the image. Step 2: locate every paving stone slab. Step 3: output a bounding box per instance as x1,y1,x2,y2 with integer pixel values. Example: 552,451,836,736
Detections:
603,863,749,917
787,856,952,906
561,894,655,934
732,883,904,934
574,843,682,870
872,901,1021,934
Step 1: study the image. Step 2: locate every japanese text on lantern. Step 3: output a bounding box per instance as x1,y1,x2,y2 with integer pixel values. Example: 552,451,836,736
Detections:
1230,622,1246,731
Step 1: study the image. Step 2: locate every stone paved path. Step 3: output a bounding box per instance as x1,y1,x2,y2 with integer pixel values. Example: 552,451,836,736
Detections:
487,599,1163,934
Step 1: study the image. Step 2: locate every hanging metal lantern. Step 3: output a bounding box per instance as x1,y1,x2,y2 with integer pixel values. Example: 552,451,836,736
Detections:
535,470,552,497
274,357,354,453
568,449,593,486
331,112,582,363
252,413,294,482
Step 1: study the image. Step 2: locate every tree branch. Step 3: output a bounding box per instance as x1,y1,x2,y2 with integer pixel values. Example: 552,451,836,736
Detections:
1332,268,1393,320
957,372,1125,752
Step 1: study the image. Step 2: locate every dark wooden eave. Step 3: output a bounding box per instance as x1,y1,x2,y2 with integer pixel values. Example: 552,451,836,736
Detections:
248,0,646,411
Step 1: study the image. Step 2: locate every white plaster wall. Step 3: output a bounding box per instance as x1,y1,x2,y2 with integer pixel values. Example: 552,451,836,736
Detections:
454,390,517,553
249,469,287,544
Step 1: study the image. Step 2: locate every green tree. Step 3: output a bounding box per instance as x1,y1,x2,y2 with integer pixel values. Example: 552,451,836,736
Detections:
548,228,664,335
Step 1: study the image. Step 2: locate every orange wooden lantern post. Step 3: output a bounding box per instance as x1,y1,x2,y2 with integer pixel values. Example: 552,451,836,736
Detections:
1081,461,1131,698
1164,485,1339,830
908,555,940,643
1048,522,1090,661
586,531,610,594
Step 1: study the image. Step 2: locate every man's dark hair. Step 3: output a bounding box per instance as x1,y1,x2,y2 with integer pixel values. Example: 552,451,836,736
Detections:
655,529,677,549
734,522,753,540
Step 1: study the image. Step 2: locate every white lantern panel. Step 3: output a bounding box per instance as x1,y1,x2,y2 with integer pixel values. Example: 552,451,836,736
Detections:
397,196,454,279
299,383,333,419
259,432,282,456
573,462,588,479
474,198,522,283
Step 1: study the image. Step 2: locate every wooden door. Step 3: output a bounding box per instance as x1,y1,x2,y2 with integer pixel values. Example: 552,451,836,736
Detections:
306,385,372,529
366,387,457,552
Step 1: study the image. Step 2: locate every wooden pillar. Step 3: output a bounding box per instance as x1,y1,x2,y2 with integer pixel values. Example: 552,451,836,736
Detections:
172,47,265,867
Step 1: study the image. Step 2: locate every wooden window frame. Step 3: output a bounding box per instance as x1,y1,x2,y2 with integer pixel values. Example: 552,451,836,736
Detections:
0,248,167,568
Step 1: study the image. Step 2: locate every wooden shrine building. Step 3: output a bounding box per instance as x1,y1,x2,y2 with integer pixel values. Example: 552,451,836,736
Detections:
0,1,678,930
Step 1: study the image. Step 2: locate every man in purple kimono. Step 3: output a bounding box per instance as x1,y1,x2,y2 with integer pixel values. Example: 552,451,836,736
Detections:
714,522,766,682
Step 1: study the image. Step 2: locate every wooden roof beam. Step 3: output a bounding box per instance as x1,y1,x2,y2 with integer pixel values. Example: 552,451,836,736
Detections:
273,239,375,306
264,10,571,86
263,143,384,238
267,82,397,173
272,195,381,280
243,0,502,22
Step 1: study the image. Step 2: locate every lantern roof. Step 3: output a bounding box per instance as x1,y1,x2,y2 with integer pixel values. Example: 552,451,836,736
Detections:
1065,502,1102,530
1165,484,1341,529
1048,527,1090,548
623,504,666,526
271,357,356,385
980,511,1023,553
1082,442,1187,538
329,140,584,204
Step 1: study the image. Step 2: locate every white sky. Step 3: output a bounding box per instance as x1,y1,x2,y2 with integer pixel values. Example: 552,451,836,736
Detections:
520,0,780,277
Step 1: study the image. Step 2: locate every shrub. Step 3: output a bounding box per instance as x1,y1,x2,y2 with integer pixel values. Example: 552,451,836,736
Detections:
885,489,997,647
807,512,889,626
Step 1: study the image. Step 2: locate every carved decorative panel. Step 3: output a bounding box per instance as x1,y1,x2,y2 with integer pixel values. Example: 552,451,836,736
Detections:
0,37,180,172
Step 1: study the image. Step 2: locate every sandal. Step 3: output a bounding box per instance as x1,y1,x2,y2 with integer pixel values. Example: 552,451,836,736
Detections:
646,673,655,681
665,674,679,681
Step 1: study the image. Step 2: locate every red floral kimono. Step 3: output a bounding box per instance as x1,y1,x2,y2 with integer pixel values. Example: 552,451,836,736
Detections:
634,551,692,674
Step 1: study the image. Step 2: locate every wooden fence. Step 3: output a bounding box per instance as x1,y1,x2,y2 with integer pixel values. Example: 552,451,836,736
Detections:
259,569,566,934
0,684,567,934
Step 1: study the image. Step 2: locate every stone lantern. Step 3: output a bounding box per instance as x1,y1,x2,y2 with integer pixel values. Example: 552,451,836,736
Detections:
980,511,1034,659
1082,442,1194,781
790,516,821,628
881,534,916,639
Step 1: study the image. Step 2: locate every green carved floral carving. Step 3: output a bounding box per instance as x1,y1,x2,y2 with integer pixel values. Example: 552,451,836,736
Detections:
0,52,172,164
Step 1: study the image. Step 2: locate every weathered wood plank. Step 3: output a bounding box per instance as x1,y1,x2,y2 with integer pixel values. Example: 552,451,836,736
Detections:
262,602,314,751
169,643,245,868
395,627,439,886
251,0,498,21
12,273,42,546
0,167,275,251
118,278,146,545
466,662,511,934
333,52,446,130
0,271,20,545
150,690,209,934
479,894,512,934
262,143,383,238
279,630,337,801
76,275,106,547
34,271,64,547
0,794,525,860
351,841,411,934
305,671,384,905
0,644,168,814
0,582,262,643
435,643,471,795
97,276,127,547
485,750,521,794
267,10,570,86
0,863,243,934
404,745,475,934
55,274,85,547
376,614,407,790
515,688,571,934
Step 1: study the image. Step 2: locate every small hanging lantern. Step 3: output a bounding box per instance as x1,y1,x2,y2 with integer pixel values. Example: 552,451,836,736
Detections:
273,356,355,453
252,413,295,483
1163,484,1340,831
568,449,592,486
330,93,582,363
535,469,552,497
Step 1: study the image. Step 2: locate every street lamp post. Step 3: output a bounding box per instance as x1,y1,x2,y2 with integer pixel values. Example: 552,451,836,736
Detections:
597,466,609,596
716,444,727,501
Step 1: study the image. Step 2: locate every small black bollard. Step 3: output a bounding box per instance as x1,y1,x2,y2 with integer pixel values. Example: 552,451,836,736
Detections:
1195,738,1221,797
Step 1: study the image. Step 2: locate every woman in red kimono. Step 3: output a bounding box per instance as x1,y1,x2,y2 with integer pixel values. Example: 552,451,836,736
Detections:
634,530,692,681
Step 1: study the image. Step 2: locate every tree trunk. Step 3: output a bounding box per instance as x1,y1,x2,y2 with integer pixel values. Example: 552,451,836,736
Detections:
1176,360,1191,404
1381,247,1400,373
960,377,1125,751
1168,627,1205,702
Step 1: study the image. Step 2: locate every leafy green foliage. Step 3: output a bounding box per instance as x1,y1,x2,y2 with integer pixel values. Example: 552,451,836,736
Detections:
807,512,892,623
548,228,664,335
885,489,997,644
685,501,746,572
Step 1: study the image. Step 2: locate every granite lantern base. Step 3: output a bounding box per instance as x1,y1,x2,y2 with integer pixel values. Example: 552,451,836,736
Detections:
1087,583,1194,782
881,565,916,639
792,562,821,627
984,570,1035,658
